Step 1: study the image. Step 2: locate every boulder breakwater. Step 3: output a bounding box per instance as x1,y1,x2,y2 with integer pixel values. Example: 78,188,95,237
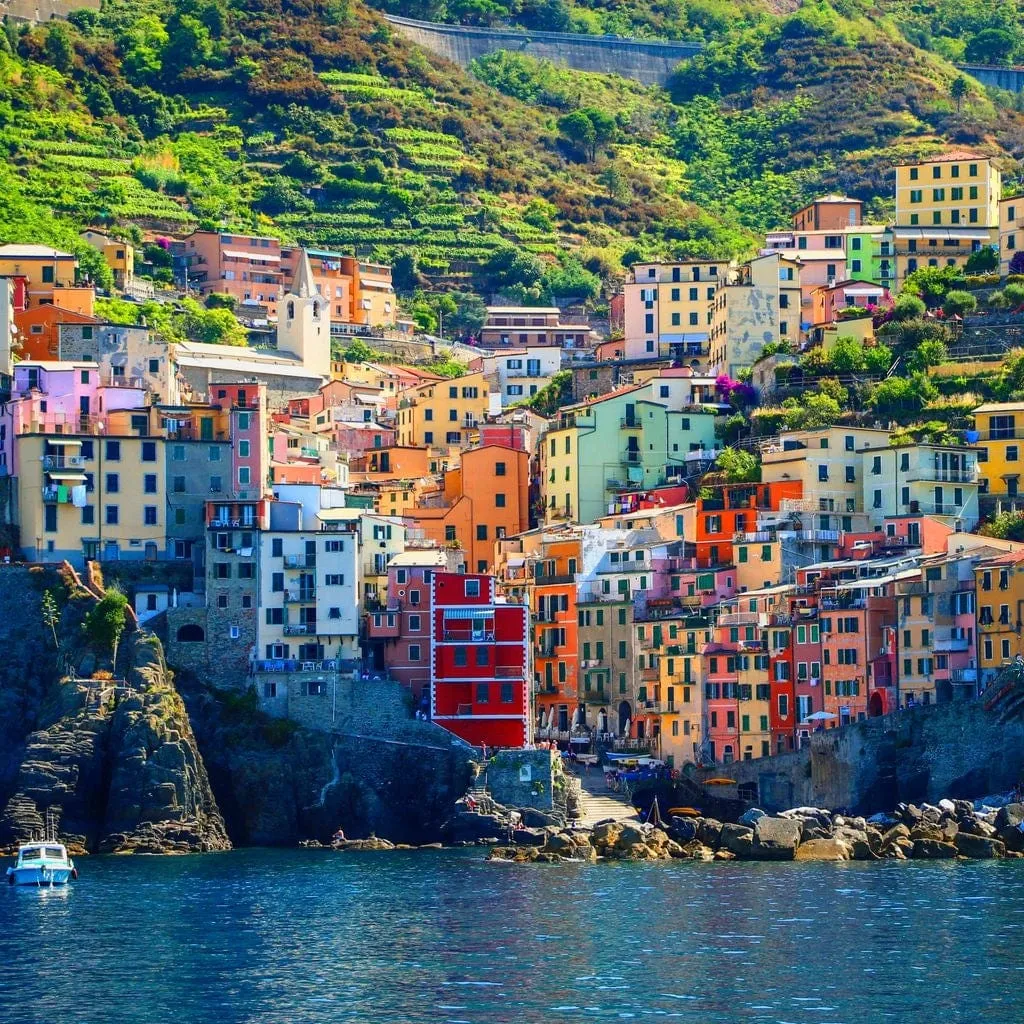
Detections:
487,797,1024,864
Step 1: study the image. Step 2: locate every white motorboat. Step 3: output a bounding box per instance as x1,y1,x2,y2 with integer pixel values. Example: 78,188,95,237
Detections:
6,842,77,887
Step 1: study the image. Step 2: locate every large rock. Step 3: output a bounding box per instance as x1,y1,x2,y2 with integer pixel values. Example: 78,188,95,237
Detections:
739,807,766,827
794,838,852,861
697,818,723,848
668,818,698,843
753,816,802,860
911,839,958,859
519,808,564,828
954,833,1005,859
995,803,1024,830
719,823,754,858
998,824,1024,853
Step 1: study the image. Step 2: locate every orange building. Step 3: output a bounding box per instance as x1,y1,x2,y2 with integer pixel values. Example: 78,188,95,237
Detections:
695,481,804,568
15,306,98,361
404,445,530,572
531,536,582,735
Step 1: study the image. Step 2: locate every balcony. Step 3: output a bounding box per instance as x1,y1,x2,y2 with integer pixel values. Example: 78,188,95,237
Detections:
934,631,970,653
365,612,400,639
43,454,84,470
717,611,758,626
41,485,73,504
908,467,977,484
443,630,495,642
951,667,978,683
283,623,314,636
284,588,316,603
620,418,643,430
251,658,358,674
641,666,660,682
622,449,642,465
284,554,315,569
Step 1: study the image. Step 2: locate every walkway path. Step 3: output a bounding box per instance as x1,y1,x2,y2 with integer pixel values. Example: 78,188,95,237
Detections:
574,766,639,827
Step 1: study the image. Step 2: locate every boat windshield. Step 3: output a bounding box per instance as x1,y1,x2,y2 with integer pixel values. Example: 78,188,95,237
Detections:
20,848,41,861
44,847,65,860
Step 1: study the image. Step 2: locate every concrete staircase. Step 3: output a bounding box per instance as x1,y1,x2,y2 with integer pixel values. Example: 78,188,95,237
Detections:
575,768,639,827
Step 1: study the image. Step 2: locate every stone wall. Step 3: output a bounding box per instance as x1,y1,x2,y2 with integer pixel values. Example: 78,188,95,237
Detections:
487,748,557,809
694,701,1024,813
570,358,671,402
385,15,701,86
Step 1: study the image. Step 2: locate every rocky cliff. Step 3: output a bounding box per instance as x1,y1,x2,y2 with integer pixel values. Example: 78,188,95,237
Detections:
0,566,229,855
181,676,474,846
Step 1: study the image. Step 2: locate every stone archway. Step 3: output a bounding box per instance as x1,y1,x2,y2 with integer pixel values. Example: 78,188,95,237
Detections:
176,623,205,643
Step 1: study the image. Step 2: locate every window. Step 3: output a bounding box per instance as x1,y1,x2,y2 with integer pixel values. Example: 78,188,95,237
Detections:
909,167,918,180
105,440,121,461
81,506,94,525
495,493,506,508
144,474,157,494
409,644,421,661
144,506,157,526
476,525,488,541
325,574,345,586
818,465,828,482
141,441,156,463
465,579,480,597
495,461,506,477
454,648,468,667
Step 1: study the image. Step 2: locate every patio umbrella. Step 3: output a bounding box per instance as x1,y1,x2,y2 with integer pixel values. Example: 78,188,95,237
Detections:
802,710,837,722
623,716,631,737
704,777,737,785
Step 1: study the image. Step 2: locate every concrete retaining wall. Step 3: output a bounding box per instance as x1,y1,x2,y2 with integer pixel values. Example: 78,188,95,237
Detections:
385,15,701,86
0,0,99,22
487,748,556,809
959,64,1024,93
695,701,1024,813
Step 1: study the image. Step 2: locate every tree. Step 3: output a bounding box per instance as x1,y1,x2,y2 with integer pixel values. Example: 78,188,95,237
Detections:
803,392,842,428
1010,251,1024,277
904,338,948,373
542,256,600,302
965,28,1018,66
44,23,75,75
716,447,760,483
343,339,375,364
950,75,968,114
942,290,978,317
41,589,60,649
162,14,215,81
557,110,596,162
84,587,128,672
863,342,894,375
902,265,964,306
868,373,936,420
965,247,998,274
448,292,487,338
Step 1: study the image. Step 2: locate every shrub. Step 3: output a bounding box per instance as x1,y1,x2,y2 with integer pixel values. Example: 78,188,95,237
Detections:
942,290,978,317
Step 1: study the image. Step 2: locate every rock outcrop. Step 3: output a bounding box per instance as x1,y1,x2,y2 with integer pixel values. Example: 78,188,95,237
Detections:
0,568,229,855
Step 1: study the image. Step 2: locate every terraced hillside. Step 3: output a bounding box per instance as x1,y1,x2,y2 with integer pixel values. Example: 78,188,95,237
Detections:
0,0,1022,297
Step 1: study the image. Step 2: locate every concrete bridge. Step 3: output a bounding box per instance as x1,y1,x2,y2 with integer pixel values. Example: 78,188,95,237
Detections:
958,63,1024,93
384,15,702,87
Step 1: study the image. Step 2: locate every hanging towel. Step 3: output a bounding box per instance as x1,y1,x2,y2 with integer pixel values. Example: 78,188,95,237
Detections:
71,485,87,508
57,485,69,504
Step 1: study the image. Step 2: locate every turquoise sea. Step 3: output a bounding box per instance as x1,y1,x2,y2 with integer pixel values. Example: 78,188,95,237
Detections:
1,849,1023,1023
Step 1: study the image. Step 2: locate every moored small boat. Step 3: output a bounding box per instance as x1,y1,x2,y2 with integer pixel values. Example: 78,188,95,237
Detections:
6,843,77,887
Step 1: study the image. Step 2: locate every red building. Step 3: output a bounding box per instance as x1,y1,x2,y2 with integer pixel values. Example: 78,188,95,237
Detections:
430,571,529,748
694,481,803,568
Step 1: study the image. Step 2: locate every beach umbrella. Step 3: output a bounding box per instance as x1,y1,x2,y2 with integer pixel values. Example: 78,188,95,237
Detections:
802,710,837,722
704,777,737,786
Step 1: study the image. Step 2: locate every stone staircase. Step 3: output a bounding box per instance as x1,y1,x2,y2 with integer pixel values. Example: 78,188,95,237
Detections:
575,768,639,827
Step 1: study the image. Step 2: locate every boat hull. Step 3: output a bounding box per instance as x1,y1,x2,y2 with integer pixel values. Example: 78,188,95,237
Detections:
6,866,73,886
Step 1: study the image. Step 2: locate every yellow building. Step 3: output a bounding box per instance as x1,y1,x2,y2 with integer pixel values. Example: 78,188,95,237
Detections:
708,253,802,377
80,230,134,290
541,418,579,523
0,244,79,308
975,552,1024,688
17,428,166,565
658,618,708,766
395,371,491,448
971,401,1024,508
893,152,1000,291
998,196,1023,278
623,260,724,363
737,643,772,761
760,425,893,517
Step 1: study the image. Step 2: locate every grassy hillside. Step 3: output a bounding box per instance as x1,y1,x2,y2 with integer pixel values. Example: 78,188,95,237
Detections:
0,0,1022,302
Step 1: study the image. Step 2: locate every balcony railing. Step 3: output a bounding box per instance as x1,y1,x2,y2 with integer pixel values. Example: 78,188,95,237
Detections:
443,630,495,642
283,623,314,635
622,450,641,464
910,468,977,484
284,555,315,569
717,611,758,626
620,418,642,430
251,658,359,674
284,589,316,603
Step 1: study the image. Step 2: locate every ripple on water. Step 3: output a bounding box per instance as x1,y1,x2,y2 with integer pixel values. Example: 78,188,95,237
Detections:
0,852,1023,1023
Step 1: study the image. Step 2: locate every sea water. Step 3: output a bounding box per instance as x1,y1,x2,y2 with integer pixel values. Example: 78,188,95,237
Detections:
1,849,1022,1023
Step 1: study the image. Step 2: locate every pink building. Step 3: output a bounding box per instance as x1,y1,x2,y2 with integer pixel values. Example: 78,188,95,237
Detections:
364,551,446,705
207,382,267,500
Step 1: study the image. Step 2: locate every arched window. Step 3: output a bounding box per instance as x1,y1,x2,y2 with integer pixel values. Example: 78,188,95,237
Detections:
287,301,295,320
312,301,321,319
176,623,205,643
